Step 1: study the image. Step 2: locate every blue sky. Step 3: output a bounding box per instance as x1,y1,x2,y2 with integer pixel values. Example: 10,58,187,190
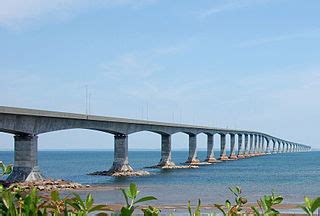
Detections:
0,0,320,150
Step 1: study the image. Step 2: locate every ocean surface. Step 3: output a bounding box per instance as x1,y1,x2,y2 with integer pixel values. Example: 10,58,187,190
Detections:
0,150,319,206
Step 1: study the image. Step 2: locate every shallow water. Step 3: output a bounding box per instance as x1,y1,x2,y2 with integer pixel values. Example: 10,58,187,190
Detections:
0,150,319,205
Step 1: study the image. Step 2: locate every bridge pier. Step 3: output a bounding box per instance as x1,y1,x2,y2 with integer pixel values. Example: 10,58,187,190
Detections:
219,134,228,160
229,134,237,159
248,134,254,156
266,139,270,154
253,134,258,156
205,134,217,163
158,134,175,167
186,134,200,164
237,134,245,158
108,134,133,174
261,136,265,155
7,134,44,182
256,135,261,155
277,141,281,153
272,140,276,153
243,134,249,157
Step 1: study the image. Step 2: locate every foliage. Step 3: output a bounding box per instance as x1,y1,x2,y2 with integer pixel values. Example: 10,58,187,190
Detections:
120,183,157,216
214,186,247,216
251,192,283,216
67,193,113,216
298,196,320,216
40,190,68,215
141,206,161,216
0,161,13,176
0,186,46,216
187,199,201,216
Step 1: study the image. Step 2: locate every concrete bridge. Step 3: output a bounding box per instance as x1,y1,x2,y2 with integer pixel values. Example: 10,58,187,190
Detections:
0,106,311,182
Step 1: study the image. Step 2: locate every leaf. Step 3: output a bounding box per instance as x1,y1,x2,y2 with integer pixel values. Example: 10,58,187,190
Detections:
310,197,320,213
214,204,226,216
121,207,134,216
225,200,231,209
51,190,60,201
130,183,139,199
121,188,130,206
188,201,192,216
304,196,312,209
86,193,93,209
5,164,13,175
195,199,201,216
133,196,157,205
273,196,283,205
89,204,113,213
251,206,260,216
299,205,312,216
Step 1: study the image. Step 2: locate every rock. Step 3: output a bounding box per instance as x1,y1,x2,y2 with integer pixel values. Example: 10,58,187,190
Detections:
88,170,150,177
8,179,85,192
38,186,45,191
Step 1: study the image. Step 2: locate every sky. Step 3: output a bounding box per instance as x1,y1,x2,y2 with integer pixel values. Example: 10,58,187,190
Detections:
0,0,320,150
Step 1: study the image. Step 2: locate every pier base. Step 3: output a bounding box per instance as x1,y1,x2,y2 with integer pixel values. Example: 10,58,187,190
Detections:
7,135,44,182
157,134,175,167
185,134,200,164
229,154,238,160
108,134,134,174
237,154,245,159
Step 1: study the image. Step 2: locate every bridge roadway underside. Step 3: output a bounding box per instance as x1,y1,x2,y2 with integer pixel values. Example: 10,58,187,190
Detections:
0,106,311,182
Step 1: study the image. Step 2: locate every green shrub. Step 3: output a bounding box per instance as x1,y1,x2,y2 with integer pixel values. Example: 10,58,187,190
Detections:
187,199,201,216
251,192,283,216
214,186,247,216
299,196,320,216
120,183,157,216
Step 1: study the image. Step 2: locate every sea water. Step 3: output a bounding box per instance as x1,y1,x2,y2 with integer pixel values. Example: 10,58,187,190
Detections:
0,150,319,205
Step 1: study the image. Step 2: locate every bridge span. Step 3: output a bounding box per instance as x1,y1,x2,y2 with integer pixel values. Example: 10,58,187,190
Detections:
0,106,311,182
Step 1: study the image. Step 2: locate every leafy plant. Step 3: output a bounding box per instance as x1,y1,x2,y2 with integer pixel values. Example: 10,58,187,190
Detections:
298,196,320,216
40,190,68,215
67,193,112,216
187,199,201,216
141,205,161,216
0,161,13,176
1,187,46,216
214,186,247,216
120,183,157,216
251,192,283,216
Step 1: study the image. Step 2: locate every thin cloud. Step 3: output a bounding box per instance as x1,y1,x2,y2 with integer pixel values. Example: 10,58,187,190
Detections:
237,28,320,48
197,0,272,19
0,0,157,29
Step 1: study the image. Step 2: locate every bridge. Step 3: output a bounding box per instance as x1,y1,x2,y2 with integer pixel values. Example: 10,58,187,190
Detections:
0,106,311,182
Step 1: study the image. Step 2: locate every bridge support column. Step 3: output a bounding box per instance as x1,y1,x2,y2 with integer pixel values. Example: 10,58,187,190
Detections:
282,142,286,153
237,134,245,158
277,141,281,153
244,134,249,157
253,135,258,156
7,134,44,182
158,134,175,167
261,136,265,155
219,134,228,160
249,134,254,156
256,135,260,155
266,139,270,154
229,134,237,159
186,134,200,164
108,134,133,173
205,134,217,163
272,140,276,153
